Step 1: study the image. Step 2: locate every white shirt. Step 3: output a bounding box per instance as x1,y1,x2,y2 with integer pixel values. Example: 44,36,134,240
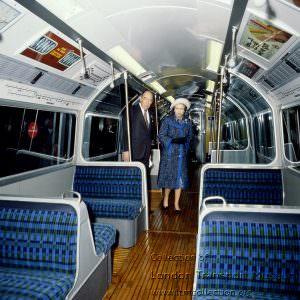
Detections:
138,103,152,167
139,103,150,125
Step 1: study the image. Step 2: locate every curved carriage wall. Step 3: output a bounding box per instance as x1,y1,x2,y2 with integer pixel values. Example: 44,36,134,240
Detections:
220,71,282,166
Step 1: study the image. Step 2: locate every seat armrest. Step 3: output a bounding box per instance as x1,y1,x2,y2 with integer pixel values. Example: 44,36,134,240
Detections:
61,191,82,202
202,196,226,209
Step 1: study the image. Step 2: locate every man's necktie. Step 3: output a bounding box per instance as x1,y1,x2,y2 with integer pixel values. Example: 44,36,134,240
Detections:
143,110,148,127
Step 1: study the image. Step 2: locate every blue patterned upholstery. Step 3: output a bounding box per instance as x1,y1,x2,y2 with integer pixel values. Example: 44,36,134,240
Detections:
74,166,142,219
0,201,77,299
0,268,74,300
195,212,300,300
85,198,141,220
203,168,283,205
91,223,116,255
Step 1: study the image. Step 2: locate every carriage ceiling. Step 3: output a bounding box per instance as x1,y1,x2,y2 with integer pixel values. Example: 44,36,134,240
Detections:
35,0,234,108
0,0,299,111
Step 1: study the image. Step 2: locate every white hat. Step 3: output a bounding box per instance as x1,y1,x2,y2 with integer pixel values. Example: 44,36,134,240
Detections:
170,98,191,110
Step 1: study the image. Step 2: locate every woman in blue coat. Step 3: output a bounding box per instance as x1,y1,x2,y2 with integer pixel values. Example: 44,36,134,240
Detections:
157,98,192,212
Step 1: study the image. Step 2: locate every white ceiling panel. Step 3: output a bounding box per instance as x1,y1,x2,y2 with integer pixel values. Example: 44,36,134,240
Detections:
93,0,199,17
104,2,231,81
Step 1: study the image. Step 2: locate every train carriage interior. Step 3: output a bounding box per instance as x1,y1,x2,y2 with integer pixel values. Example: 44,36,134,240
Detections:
0,0,300,299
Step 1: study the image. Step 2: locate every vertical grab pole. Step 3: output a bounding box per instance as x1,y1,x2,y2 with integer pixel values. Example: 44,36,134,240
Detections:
216,66,225,163
154,93,160,149
124,71,132,161
77,38,88,79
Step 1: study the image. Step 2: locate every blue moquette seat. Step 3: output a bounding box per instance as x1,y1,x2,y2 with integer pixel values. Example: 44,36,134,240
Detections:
0,201,77,300
74,166,142,219
194,209,300,300
92,223,116,255
202,168,283,205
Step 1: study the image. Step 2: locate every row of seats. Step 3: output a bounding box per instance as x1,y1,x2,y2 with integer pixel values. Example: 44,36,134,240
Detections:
73,164,147,248
193,205,300,299
194,165,298,299
74,165,143,220
201,166,283,206
0,196,116,300
0,163,146,298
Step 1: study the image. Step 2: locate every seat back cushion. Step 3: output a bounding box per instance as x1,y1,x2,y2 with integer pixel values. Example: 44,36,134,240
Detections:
203,168,283,205
74,166,142,201
196,211,300,297
0,201,77,274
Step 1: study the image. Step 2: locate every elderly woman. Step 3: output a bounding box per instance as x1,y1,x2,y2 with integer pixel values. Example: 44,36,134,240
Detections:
157,98,192,212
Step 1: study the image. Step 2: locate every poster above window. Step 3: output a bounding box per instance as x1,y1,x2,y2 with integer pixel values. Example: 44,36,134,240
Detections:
21,31,84,71
238,58,261,79
239,14,292,61
0,0,22,33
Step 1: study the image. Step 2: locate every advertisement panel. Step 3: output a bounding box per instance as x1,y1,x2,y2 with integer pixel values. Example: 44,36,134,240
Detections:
21,31,84,71
240,15,292,60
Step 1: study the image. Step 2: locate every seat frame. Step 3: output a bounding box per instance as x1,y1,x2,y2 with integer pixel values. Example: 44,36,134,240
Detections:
199,163,284,210
0,195,114,300
193,204,300,299
73,161,149,248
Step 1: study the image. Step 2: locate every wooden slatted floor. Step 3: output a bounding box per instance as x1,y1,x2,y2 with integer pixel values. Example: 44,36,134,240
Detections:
104,164,201,299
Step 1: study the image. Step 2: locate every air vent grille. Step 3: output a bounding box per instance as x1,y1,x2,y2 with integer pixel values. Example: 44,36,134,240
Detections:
0,54,95,99
35,73,78,94
286,48,300,72
75,86,95,98
0,54,40,83
258,42,300,91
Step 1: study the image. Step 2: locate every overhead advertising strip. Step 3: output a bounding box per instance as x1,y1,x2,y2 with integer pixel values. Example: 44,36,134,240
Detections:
0,0,22,33
21,31,85,71
259,42,300,91
238,59,260,78
240,14,292,60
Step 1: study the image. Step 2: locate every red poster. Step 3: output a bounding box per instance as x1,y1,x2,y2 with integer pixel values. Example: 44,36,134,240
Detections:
21,31,84,71
28,122,38,139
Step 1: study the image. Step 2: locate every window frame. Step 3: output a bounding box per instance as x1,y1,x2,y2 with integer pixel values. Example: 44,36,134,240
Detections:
281,103,300,166
0,102,77,180
221,97,250,151
16,108,76,161
82,112,120,161
253,110,276,162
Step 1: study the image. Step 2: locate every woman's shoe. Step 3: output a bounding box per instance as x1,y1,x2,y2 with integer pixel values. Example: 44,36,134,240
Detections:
175,209,181,214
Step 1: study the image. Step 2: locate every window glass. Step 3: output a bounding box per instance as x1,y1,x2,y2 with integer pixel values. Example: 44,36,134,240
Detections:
83,115,119,159
253,112,275,162
221,118,248,150
221,99,248,150
228,77,269,114
282,106,300,162
0,105,76,178
221,123,232,143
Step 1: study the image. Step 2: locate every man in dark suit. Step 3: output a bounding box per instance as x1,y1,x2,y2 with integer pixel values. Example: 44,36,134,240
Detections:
122,90,154,168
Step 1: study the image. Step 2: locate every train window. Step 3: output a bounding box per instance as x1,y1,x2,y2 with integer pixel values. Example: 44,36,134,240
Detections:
83,115,119,160
0,105,76,178
221,119,248,150
228,77,270,114
221,123,232,145
221,100,248,150
282,106,300,162
253,112,275,162
234,118,248,148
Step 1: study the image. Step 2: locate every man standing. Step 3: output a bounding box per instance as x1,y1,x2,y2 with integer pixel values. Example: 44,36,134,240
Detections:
122,90,154,169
